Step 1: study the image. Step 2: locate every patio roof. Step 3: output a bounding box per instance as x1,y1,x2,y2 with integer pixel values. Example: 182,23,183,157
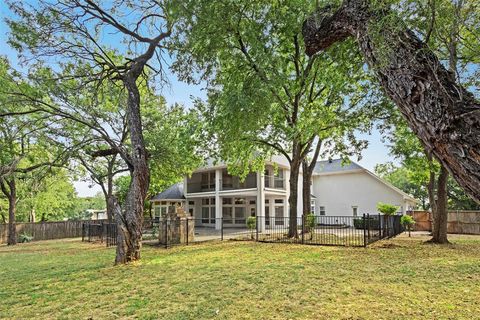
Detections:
151,183,185,201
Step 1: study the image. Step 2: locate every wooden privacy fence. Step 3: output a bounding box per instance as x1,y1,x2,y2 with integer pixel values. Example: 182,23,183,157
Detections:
0,220,108,244
408,210,480,234
1,218,154,244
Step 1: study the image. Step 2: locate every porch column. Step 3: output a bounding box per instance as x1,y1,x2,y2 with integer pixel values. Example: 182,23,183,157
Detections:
215,168,222,230
257,171,266,232
285,168,291,219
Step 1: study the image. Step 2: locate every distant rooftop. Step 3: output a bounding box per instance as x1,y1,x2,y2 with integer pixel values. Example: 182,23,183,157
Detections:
151,183,185,201
313,159,363,174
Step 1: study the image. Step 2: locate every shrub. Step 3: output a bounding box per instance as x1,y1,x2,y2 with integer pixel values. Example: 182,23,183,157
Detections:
353,217,380,230
19,233,33,243
246,216,256,239
377,202,399,215
305,213,315,230
401,215,415,237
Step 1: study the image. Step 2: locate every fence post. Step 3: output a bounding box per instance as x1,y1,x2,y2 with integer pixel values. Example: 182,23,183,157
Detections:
186,217,189,245
367,213,371,241
221,217,224,241
81,223,85,242
363,214,367,247
301,215,305,244
165,217,168,249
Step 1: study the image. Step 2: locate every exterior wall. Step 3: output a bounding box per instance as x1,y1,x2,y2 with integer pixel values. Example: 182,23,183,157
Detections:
312,171,413,216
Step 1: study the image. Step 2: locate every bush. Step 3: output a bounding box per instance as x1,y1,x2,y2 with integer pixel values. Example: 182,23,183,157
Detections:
353,217,380,230
377,202,399,216
246,216,256,239
19,233,33,243
400,215,415,227
305,213,315,230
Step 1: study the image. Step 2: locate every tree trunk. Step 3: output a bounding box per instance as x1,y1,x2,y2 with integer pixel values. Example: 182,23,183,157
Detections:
427,168,436,236
302,140,322,217
0,178,16,245
29,208,36,223
430,166,449,243
288,160,300,238
114,76,149,264
288,150,301,238
302,159,312,217
7,180,16,245
303,0,480,203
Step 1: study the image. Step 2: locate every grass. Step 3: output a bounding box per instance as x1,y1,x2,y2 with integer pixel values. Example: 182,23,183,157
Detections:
1,234,480,319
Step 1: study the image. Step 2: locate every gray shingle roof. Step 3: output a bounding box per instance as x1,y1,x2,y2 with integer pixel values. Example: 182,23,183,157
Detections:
313,159,363,174
151,183,185,201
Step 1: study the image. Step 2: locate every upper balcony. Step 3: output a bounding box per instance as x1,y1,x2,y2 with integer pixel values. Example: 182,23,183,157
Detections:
186,166,286,194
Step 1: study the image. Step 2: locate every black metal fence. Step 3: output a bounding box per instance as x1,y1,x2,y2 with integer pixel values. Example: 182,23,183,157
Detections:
81,221,117,247
257,214,404,247
155,214,404,248
82,214,404,249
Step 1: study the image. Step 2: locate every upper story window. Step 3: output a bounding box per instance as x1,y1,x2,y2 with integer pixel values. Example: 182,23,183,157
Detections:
264,166,285,189
319,206,326,216
310,200,316,214
352,206,358,217
201,171,216,191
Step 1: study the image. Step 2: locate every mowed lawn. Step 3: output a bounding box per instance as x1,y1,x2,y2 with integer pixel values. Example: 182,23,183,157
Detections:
1,235,480,320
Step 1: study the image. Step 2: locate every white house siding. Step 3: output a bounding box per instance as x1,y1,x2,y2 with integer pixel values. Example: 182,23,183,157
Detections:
312,171,415,217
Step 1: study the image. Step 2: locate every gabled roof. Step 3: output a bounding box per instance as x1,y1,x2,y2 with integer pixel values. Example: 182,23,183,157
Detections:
151,183,185,201
313,159,363,174
313,158,418,202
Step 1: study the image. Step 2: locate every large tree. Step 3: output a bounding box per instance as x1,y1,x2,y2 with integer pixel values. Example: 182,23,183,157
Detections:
7,0,173,263
302,0,480,203
173,0,378,236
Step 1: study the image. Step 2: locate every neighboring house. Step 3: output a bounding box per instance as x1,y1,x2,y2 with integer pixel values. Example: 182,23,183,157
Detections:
86,209,107,220
311,159,417,218
151,157,417,231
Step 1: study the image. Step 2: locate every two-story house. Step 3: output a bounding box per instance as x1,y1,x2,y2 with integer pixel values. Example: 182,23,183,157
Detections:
151,157,417,232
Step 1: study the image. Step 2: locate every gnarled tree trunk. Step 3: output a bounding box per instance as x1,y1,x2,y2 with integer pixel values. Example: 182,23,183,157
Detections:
114,75,150,264
303,0,480,203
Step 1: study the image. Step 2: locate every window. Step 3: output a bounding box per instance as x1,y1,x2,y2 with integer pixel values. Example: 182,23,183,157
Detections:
201,171,216,190
319,206,326,216
222,169,233,189
188,201,195,217
274,169,284,188
275,206,284,225
352,206,358,217
154,206,161,219
223,207,233,224
235,207,246,224
235,198,246,205
310,200,316,214
201,198,215,224
275,199,284,204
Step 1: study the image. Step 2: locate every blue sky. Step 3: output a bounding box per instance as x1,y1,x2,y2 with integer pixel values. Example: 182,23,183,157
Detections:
0,6,396,197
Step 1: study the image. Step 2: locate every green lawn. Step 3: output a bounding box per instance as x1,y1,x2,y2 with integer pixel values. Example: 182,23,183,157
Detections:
1,234,479,320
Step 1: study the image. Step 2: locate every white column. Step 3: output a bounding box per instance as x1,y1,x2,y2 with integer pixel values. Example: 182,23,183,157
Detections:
285,168,291,219
215,169,222,230
257,171,266,232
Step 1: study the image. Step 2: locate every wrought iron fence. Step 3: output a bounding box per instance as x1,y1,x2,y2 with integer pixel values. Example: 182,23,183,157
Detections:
81,221,117,247
82,214,404,249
